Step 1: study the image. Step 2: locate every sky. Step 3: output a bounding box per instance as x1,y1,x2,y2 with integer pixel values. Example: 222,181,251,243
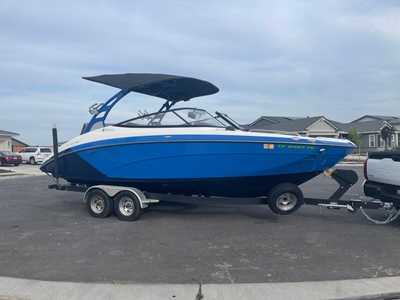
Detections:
1,0,400,146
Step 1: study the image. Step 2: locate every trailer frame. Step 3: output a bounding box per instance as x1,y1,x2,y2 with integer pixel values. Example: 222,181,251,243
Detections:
47,168,384,221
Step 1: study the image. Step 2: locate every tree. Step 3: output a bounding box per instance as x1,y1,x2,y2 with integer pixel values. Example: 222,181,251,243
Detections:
347,126,362,150
381,125,395,150
347,126,362,161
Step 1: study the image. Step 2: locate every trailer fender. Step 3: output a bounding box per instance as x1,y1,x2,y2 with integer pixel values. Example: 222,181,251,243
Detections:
83,185,159,209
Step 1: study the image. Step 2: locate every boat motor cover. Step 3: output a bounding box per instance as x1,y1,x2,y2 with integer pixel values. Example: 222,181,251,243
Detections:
83,73,219,102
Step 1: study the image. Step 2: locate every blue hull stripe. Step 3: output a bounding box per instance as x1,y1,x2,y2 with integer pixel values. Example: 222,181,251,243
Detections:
68,140,352,179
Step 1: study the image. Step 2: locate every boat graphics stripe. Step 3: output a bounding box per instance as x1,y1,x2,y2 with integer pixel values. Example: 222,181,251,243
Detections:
65,134,354,154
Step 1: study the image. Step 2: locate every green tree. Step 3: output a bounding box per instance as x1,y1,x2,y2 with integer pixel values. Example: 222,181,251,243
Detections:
347,126,362,150
347,126,362,162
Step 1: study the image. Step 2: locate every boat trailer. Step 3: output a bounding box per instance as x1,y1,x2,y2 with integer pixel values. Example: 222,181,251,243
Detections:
47,124,387,222
47,168,385,222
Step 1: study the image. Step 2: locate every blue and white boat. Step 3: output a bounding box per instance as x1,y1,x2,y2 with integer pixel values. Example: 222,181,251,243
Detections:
40,73,355,200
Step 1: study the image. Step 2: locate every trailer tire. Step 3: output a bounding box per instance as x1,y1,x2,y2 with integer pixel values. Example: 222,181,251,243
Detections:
267,183,303,215
114,192,143,221
86,189,114,218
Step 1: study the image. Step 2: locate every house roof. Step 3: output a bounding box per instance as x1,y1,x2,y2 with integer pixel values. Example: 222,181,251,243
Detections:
248,116,345,133
346,119,396,132
351,115,400,123
0,129,19,137
11,137,29,147
246,114,400,135
249,116,300,127
260,116,321,132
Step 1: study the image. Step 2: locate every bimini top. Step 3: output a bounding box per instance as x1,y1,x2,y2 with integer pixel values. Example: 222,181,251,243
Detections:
82,73,219,133
83,73,219,102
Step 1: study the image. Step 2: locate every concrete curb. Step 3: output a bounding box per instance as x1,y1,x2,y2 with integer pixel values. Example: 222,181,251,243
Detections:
202,277,400,300
0,277,199,300
1,276,399,300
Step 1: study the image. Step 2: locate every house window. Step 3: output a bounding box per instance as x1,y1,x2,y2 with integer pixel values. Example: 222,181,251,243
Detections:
369,135,375,147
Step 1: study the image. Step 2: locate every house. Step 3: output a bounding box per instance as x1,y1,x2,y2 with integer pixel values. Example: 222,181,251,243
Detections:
347,116,399,152
1,128,58,152
247,116,347,139
0,130,19,151
246,115,400,153
12,138,29,152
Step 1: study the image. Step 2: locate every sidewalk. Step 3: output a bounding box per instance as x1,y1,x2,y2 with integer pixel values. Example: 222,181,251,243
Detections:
0,168,27,178
0,165,43,178
0,276,399,300
340,155,366,165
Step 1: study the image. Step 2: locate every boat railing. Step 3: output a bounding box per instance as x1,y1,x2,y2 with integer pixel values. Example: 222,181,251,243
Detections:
248,129,301,136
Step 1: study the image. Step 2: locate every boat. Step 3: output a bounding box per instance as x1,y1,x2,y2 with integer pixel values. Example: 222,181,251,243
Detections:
40,73,355,200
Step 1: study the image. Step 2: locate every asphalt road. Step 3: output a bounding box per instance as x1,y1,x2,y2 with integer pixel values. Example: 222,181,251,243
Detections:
0,165,399,286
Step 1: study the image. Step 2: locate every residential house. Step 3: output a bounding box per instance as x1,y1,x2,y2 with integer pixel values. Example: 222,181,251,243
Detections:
247,116,347,139
246,115,400,153
12,138,29,152
347,116,399,152
0,130,19,151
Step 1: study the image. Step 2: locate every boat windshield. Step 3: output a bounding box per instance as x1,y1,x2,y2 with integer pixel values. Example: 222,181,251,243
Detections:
116,108,226,128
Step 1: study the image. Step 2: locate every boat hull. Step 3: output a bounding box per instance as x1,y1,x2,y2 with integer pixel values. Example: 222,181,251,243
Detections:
41,134,354,197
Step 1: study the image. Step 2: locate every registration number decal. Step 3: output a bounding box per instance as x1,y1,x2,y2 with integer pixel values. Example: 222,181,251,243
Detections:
263,144,275,149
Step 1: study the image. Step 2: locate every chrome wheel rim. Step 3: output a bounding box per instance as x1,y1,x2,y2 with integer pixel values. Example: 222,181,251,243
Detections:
276,193,297,211
119,197,134,216
90,196,105,213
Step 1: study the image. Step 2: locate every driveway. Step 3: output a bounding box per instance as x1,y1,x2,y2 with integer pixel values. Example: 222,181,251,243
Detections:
0,165,399,286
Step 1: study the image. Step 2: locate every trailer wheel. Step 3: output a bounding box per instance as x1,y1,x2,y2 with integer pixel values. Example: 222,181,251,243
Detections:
267,183,303,215
114,192,143,221
86,189,114,218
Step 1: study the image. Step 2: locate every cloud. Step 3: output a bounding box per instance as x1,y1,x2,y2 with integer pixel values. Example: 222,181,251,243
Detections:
1,0,400,145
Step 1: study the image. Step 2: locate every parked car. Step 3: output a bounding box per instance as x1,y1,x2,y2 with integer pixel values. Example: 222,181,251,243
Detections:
0,151,22,166
18,147,52,165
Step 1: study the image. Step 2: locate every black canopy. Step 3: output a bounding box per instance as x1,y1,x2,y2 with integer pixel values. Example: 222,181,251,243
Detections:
83,73,219,102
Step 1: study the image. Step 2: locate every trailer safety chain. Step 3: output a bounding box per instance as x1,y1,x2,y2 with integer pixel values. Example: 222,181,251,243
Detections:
360,206,400,225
